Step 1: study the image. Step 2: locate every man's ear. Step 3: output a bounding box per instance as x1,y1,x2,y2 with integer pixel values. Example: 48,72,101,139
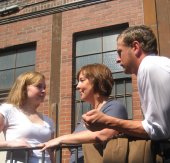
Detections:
132,41,141,58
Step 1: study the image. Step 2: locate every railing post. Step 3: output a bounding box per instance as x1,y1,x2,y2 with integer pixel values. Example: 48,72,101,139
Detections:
25,150,29,163
75,147,78,163
56,147,62,163
9,151,13,163
41,150,45,163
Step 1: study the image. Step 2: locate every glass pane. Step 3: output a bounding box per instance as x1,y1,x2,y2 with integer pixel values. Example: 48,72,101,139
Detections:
116,96,132,119
15,66,35,79
75,101,90,124
126,80,132,94
0,52,16,70
111,80,116,96
76,54,102,73
76,90,80,100
103,31,120,51
76,33,102,56
0,70,14,89
113,72,131,79
75,102,83,123
16,46,35,67
103,51,123,73
116,80,125,95
126,96,132,119
82,102,91,113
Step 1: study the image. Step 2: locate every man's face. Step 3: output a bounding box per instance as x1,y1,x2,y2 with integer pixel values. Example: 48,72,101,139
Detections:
116,38,135,74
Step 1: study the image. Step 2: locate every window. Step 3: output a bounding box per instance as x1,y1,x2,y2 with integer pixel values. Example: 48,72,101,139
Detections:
73,24,132,126
0,43,36,103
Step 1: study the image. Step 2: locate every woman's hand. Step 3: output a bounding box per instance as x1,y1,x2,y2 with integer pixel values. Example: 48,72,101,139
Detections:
38,138,61,151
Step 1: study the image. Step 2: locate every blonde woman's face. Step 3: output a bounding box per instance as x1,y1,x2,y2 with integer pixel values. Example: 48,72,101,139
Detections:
26,79,46,104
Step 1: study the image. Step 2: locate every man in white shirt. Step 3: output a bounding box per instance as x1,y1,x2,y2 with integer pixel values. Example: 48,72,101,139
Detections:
82,25,170,140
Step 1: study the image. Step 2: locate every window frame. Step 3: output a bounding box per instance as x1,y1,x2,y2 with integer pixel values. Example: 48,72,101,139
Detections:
72,24,132,129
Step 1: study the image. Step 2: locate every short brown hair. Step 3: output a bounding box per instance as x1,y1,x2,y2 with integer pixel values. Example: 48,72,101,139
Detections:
77,63,113,97
117,25,158,54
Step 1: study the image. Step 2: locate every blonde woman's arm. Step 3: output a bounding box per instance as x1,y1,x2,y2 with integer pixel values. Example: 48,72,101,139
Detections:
40,128,118,151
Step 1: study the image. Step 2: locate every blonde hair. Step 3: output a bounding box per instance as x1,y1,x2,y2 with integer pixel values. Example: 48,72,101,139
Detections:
6,71,45,107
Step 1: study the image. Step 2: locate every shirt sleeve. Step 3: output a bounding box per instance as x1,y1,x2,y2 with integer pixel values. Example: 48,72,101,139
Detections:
0,103,11,126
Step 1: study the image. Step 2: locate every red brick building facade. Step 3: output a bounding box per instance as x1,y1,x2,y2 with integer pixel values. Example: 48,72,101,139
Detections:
0,0,170,162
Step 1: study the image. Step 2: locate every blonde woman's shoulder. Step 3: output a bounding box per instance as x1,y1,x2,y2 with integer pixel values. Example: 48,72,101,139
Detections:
0,103,13,108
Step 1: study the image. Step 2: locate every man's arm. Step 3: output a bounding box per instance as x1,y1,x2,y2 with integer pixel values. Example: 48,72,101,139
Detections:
82,109,149,139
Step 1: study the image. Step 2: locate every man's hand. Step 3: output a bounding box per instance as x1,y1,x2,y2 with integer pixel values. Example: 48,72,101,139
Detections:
82,109,109,131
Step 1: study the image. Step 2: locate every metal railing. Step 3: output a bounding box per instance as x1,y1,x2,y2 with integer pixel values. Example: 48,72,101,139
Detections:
2,141,170,163
0,144,81,163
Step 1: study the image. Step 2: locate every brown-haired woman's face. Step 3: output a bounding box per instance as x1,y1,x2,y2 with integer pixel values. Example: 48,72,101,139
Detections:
76,72,94,102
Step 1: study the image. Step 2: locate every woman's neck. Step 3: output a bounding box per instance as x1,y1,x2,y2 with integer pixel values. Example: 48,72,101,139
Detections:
20,103,39,115
93,96,108,110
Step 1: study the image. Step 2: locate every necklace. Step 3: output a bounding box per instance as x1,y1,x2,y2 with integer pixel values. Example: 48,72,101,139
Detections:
94,101,107,110
94,102,101,110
